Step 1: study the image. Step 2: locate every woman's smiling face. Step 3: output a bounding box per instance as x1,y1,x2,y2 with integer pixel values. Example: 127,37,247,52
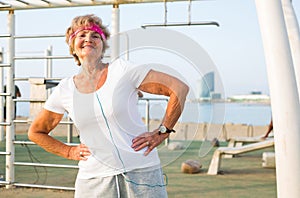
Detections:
74,30,104,62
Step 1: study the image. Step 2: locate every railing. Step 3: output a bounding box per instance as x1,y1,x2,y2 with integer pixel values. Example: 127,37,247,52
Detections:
0,97,168,190
0,26,78,189
0,14,161,190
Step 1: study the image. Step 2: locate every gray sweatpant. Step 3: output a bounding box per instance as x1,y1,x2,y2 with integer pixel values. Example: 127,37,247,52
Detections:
74,168,168,198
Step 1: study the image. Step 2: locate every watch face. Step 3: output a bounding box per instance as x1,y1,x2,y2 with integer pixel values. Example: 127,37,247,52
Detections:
159,125,167,133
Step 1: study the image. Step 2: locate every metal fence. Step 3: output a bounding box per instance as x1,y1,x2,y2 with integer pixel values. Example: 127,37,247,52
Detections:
0,12,167,190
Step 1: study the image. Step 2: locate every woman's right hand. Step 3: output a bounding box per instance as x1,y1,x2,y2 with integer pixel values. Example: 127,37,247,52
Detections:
69,143,91,161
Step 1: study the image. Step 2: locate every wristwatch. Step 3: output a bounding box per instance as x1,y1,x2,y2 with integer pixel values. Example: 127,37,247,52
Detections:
158,125,175,135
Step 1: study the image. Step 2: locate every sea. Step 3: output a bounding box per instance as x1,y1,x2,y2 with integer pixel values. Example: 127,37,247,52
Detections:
138,101,271,126
17,101,272,126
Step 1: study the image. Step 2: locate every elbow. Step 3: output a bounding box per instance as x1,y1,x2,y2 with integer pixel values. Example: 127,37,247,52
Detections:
28,128,34,142
28,126,39,143
182,83,189,97
177,82,189,99
171,82,189,102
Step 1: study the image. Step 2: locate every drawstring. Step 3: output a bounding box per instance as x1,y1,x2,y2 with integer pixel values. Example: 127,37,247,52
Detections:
115,175,120,198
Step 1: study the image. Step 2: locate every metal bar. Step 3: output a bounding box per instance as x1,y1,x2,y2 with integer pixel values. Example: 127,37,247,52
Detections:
164,0,167,25
12,118,76,125
0,92,10,96
0,34,11,38
145,100,150,131
14,141,79,146
45,46,53,98
14,141,35,145
0,151,11,155
67,116,73,143
0,122,11,126
14,55,73,60
59,120,74,125
14,162,78,169
13,120,75,125
187,0,191,24
13,98,46,102
0,63,11,67
6,10,16,189
111,4,120,61
141,21,220,28
0,47,3,141
16,0,29,6
14,34,64,39
0,181,10,185
41,0,50,5
14,77,62,81
0,5,11,9
14,55,110,60
13,119,28,123
0,0,207,11
14,183,75,191
139,98,168,101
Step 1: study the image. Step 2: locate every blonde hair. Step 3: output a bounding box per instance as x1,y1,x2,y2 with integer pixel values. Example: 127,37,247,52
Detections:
65,14,110,66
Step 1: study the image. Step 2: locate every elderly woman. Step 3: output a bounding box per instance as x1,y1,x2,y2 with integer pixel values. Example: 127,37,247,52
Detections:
28,14,189,198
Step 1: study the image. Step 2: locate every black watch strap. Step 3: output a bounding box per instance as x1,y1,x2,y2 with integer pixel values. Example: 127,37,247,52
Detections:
158,125,176,135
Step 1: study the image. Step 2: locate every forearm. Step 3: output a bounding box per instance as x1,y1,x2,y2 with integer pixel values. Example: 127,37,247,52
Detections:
28,131,73,159
28,109,75,160
161,85,189,129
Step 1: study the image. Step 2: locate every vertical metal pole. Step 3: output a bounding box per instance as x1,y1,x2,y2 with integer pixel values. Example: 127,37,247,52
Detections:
6,10,15,189
111,4,120,61
145,99,150,132
67,116,73,143
255,1,300,197
45,45,52,98
281,0,300,95
0,47,4,141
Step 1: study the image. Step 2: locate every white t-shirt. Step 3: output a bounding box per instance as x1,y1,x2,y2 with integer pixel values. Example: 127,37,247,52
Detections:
44,59,161,179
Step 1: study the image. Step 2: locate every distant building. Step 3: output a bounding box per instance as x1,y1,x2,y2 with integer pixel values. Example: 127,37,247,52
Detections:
211,92,222,99
250,90,262,95
198,72,214,98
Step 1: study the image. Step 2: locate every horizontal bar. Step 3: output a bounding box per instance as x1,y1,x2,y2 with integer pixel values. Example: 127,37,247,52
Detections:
139,98,168,101
14,162,78,169
0,181,10,185
12,119,74,125
13,119,28,123
14,141,79,147
59,120,74,125
14,34,64,39
141,21,220,28
14,141,35,145
0,63,11,67
0,122,11,126
0,151,11,155
14,98,46,102
14,183,75,191
14,77,62,81
0,5,11,8
14,54,110,60
0,33,11,38
0,93,11,96
14,55,73,60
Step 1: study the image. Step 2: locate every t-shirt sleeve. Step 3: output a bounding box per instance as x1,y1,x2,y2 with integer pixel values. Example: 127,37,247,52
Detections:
121,59,152,88
44,81,65,114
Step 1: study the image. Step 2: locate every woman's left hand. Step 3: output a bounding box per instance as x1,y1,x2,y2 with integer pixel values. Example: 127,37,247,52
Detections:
131,130,169,156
